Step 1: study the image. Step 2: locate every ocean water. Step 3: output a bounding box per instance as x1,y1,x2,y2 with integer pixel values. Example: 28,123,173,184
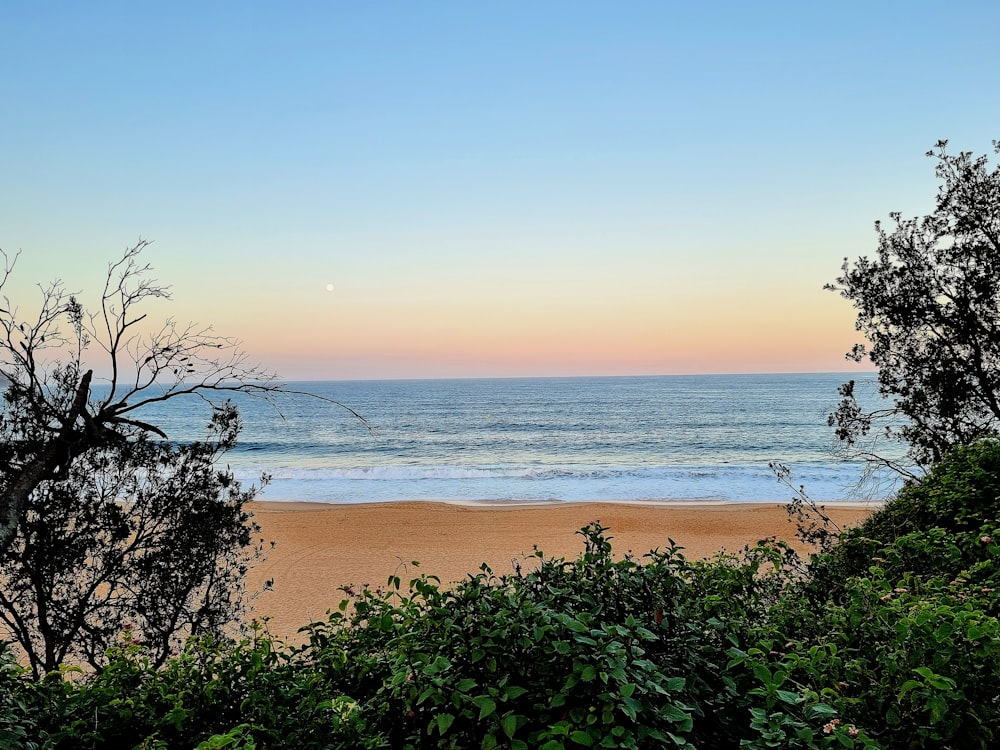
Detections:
114,373,894,505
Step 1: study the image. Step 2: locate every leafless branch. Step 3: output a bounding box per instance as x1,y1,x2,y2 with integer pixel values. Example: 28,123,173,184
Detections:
0,239,367,556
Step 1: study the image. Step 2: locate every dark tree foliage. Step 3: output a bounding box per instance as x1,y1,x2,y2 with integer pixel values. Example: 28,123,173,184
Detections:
0,240,282,556
0,241,364,676
0,404,266,678
828,139,1000,473
0,240,313,676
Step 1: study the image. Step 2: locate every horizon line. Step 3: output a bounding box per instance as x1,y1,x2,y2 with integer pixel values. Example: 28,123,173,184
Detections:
265,369,879,385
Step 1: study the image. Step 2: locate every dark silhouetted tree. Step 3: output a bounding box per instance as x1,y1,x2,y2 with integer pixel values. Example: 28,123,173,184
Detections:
0,240,281,556
828,139,1000,474
0,240,360,674
0,404,266,677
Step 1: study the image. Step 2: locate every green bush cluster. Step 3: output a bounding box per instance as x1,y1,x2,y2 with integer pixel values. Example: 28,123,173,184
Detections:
2,443,1000,748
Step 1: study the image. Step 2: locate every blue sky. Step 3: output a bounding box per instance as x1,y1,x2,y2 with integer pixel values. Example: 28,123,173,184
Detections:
2,1,999,379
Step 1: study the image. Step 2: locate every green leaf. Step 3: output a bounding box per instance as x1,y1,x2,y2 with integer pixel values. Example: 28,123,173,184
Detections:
503,685,529,701
455,678,477,692
662,703,691,725
928,695,948,724
803,703,837,720
726,649,748,669
569,730,594,747
563,616,589,633
834,732,855,748
423,655,450,675
501,713,519,739
933,622,954,642
622,696,641,721
898,679,921,697
776,689,804,705
436,713,455,735
473,695,497,719
752,664,772,684
914,666,955,691
663,676,686,692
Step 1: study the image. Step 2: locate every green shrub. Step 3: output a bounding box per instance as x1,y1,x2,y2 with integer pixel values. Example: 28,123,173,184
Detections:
807,440,1000,600
298,524,712,749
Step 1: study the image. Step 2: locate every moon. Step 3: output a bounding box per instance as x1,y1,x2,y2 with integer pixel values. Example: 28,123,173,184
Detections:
325,283,335,292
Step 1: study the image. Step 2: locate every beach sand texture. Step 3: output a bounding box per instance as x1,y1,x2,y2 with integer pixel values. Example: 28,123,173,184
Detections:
245,501,874,639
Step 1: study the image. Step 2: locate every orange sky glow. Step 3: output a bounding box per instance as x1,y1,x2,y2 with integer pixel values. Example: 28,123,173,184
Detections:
3,3,997,380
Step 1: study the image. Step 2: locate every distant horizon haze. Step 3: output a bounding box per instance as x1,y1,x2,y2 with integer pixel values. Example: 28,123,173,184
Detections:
82,367,877,388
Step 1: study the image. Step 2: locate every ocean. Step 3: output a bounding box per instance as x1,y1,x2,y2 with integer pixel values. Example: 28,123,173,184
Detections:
119,373,896,505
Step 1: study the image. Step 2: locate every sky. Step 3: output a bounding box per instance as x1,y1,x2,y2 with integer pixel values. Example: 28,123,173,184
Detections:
2,1,999,381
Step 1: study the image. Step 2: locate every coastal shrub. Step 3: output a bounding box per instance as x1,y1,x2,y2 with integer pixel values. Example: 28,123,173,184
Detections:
806,440,1000,602
0,524,790,748
297,524,712,749
757,569,1000,748
864,439,1000,536
754,445,1000,748
727,642,880,750
0,642,43,749
12,626,358,749
0,242,367,680
292,525,808,749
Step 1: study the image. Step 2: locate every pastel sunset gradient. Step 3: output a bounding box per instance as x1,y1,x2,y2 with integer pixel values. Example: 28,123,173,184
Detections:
3,2,999,379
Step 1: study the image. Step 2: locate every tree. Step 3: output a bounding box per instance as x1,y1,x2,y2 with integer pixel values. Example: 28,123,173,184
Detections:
0,240,338,673
0,240,281,556
828,139,1000,475
0,404,267,677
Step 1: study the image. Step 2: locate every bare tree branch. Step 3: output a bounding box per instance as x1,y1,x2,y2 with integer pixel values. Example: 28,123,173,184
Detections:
0,239,364,557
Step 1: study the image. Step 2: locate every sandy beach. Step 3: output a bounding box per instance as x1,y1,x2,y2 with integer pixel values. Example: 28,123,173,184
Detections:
245,500,875,639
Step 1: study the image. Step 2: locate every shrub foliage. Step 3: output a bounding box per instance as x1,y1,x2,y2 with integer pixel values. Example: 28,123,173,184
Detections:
0,404,266,679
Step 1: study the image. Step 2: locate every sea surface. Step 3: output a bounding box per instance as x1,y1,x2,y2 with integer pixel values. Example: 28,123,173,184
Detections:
110,373,897,506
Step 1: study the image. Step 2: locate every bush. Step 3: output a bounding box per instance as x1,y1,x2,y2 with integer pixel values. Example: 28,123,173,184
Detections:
0,526,800,748
806,440,1000,600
